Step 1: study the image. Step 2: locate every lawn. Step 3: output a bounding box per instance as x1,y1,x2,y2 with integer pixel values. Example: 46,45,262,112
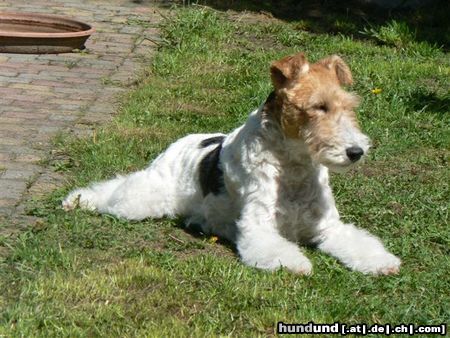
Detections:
0,3,449,337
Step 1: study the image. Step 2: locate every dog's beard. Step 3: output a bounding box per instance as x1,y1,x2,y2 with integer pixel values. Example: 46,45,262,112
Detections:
322,160,357,173
315,146,367,173
283,133,369,173
308,130,371,173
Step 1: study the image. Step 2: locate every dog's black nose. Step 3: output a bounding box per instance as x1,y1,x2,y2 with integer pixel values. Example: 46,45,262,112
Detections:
346,146,364,162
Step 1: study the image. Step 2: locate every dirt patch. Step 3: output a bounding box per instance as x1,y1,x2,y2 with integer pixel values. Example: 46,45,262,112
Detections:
227,9,279,25
168,102,219,116
355,147,449,179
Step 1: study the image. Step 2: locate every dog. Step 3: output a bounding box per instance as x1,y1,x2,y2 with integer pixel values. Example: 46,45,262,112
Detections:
63,52,401,275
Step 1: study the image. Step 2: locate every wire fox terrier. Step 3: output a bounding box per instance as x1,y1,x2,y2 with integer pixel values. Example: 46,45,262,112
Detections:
63,52,401,275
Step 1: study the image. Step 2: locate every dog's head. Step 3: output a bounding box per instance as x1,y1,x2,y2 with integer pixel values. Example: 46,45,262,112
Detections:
268,52,370,172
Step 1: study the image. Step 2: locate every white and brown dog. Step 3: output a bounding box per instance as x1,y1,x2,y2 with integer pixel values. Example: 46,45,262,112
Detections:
63,52,401,275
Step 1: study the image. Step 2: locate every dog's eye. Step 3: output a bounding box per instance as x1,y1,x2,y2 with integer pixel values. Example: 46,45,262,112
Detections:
314,104,328,113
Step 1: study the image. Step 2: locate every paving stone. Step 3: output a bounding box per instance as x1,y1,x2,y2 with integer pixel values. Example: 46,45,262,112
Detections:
49,113,80,122
27,172,65,198
14,155,43,164
0,76,32,84
0,179,28,200
0,198,17,208
2,111,49,119
0,0,163,227
0,161,41,171
0,207,14,218
0,153,13,161
9,83,55,92
0,137,26,146
1,168,39,181
0,88,24,96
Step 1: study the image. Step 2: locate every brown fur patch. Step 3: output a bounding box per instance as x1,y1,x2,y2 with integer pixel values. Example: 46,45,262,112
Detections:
268,52,362,157
270,52,308,89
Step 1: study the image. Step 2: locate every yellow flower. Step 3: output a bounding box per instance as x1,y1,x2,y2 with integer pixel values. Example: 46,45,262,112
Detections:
371,88,382,94
209,236,219,243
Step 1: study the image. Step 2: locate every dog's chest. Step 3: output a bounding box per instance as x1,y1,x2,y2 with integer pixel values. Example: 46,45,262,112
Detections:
275,174,326,243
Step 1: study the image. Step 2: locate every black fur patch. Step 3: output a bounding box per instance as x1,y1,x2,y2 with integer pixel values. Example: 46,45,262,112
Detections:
265,91,276,104
200,136,225,148
199,139,225,197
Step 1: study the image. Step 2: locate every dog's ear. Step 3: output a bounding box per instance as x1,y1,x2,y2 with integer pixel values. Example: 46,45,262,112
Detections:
319,55,353,86
270,52,309,89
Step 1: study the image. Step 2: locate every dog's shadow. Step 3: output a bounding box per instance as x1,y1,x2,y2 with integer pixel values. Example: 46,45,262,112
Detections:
175,218,319,254
174,218,238,254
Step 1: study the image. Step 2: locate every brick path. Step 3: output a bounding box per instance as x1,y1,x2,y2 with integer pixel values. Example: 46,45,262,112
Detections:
0,0,163,229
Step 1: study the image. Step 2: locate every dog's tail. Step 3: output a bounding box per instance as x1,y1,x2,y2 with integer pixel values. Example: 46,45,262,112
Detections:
62,168,179,220
63,175,125,213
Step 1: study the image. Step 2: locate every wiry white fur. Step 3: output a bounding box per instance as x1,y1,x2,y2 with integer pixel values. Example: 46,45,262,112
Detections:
63,105,400,275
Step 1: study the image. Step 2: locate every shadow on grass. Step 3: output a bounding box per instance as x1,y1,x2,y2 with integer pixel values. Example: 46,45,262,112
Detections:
178,220,238,254
407,89,450,114
192,0,449,50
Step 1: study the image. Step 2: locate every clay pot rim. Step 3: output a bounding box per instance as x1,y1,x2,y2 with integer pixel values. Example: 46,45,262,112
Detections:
0,12,95,38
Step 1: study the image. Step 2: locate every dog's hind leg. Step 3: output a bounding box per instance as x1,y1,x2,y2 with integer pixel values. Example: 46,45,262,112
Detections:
63,133,221,220
63,168,179,220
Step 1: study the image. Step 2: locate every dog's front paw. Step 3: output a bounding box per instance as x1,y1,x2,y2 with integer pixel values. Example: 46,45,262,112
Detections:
242,250,313,275
62,189,97,211
356,252,401,275
280,256,313,275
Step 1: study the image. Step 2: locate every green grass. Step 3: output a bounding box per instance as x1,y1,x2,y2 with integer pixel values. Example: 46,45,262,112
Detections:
1,6,449,337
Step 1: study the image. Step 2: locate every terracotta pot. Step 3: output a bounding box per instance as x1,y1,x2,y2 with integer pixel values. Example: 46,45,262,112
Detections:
0,12,95,54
